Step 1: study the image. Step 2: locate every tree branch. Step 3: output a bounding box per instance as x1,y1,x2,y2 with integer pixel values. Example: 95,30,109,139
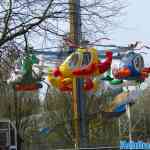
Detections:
0,0,54,46
1,0,12,40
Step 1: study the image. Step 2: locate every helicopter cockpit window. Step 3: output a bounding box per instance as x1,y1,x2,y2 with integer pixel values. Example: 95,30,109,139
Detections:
82,52,91,66
119,52,136,68
119,52,144,72
133,55,144,71
68,53,79,68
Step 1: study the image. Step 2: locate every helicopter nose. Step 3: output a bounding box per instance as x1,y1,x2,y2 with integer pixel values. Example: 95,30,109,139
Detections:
113,67,131,79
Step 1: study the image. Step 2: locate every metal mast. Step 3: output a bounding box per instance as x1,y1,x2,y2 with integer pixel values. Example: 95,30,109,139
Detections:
69,0,88,148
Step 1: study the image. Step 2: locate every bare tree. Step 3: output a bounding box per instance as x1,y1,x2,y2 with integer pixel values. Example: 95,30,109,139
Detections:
0,1,127,149
0,0,126,81
80,0,126,39
0,0,126,48
0,0,62,47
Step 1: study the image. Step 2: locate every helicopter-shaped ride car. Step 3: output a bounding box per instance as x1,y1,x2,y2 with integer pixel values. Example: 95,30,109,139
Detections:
101,42,150,118
101,41,150,94
112,52,149,81
48,45,112,92
112,45,150,82
7,49,43,91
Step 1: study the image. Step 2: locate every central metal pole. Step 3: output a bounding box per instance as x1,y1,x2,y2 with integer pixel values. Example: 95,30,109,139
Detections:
69,0,88,148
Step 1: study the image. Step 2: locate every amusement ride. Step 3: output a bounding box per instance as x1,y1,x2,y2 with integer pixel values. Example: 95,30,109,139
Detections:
6,38,150,148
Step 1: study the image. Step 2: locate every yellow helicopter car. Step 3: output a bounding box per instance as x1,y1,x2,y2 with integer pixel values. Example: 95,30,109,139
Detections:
48,47,112,92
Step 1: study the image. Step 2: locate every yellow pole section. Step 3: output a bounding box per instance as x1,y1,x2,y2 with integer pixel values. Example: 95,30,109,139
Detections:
72,77,80,149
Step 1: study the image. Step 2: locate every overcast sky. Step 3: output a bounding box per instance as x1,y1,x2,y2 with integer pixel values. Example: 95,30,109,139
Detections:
109,0,150,66
110,0,149,45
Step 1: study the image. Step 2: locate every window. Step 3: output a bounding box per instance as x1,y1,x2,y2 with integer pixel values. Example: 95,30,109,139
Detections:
119,52,144,72
68,53,80,68
82,52,91,66
133,55,144,71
